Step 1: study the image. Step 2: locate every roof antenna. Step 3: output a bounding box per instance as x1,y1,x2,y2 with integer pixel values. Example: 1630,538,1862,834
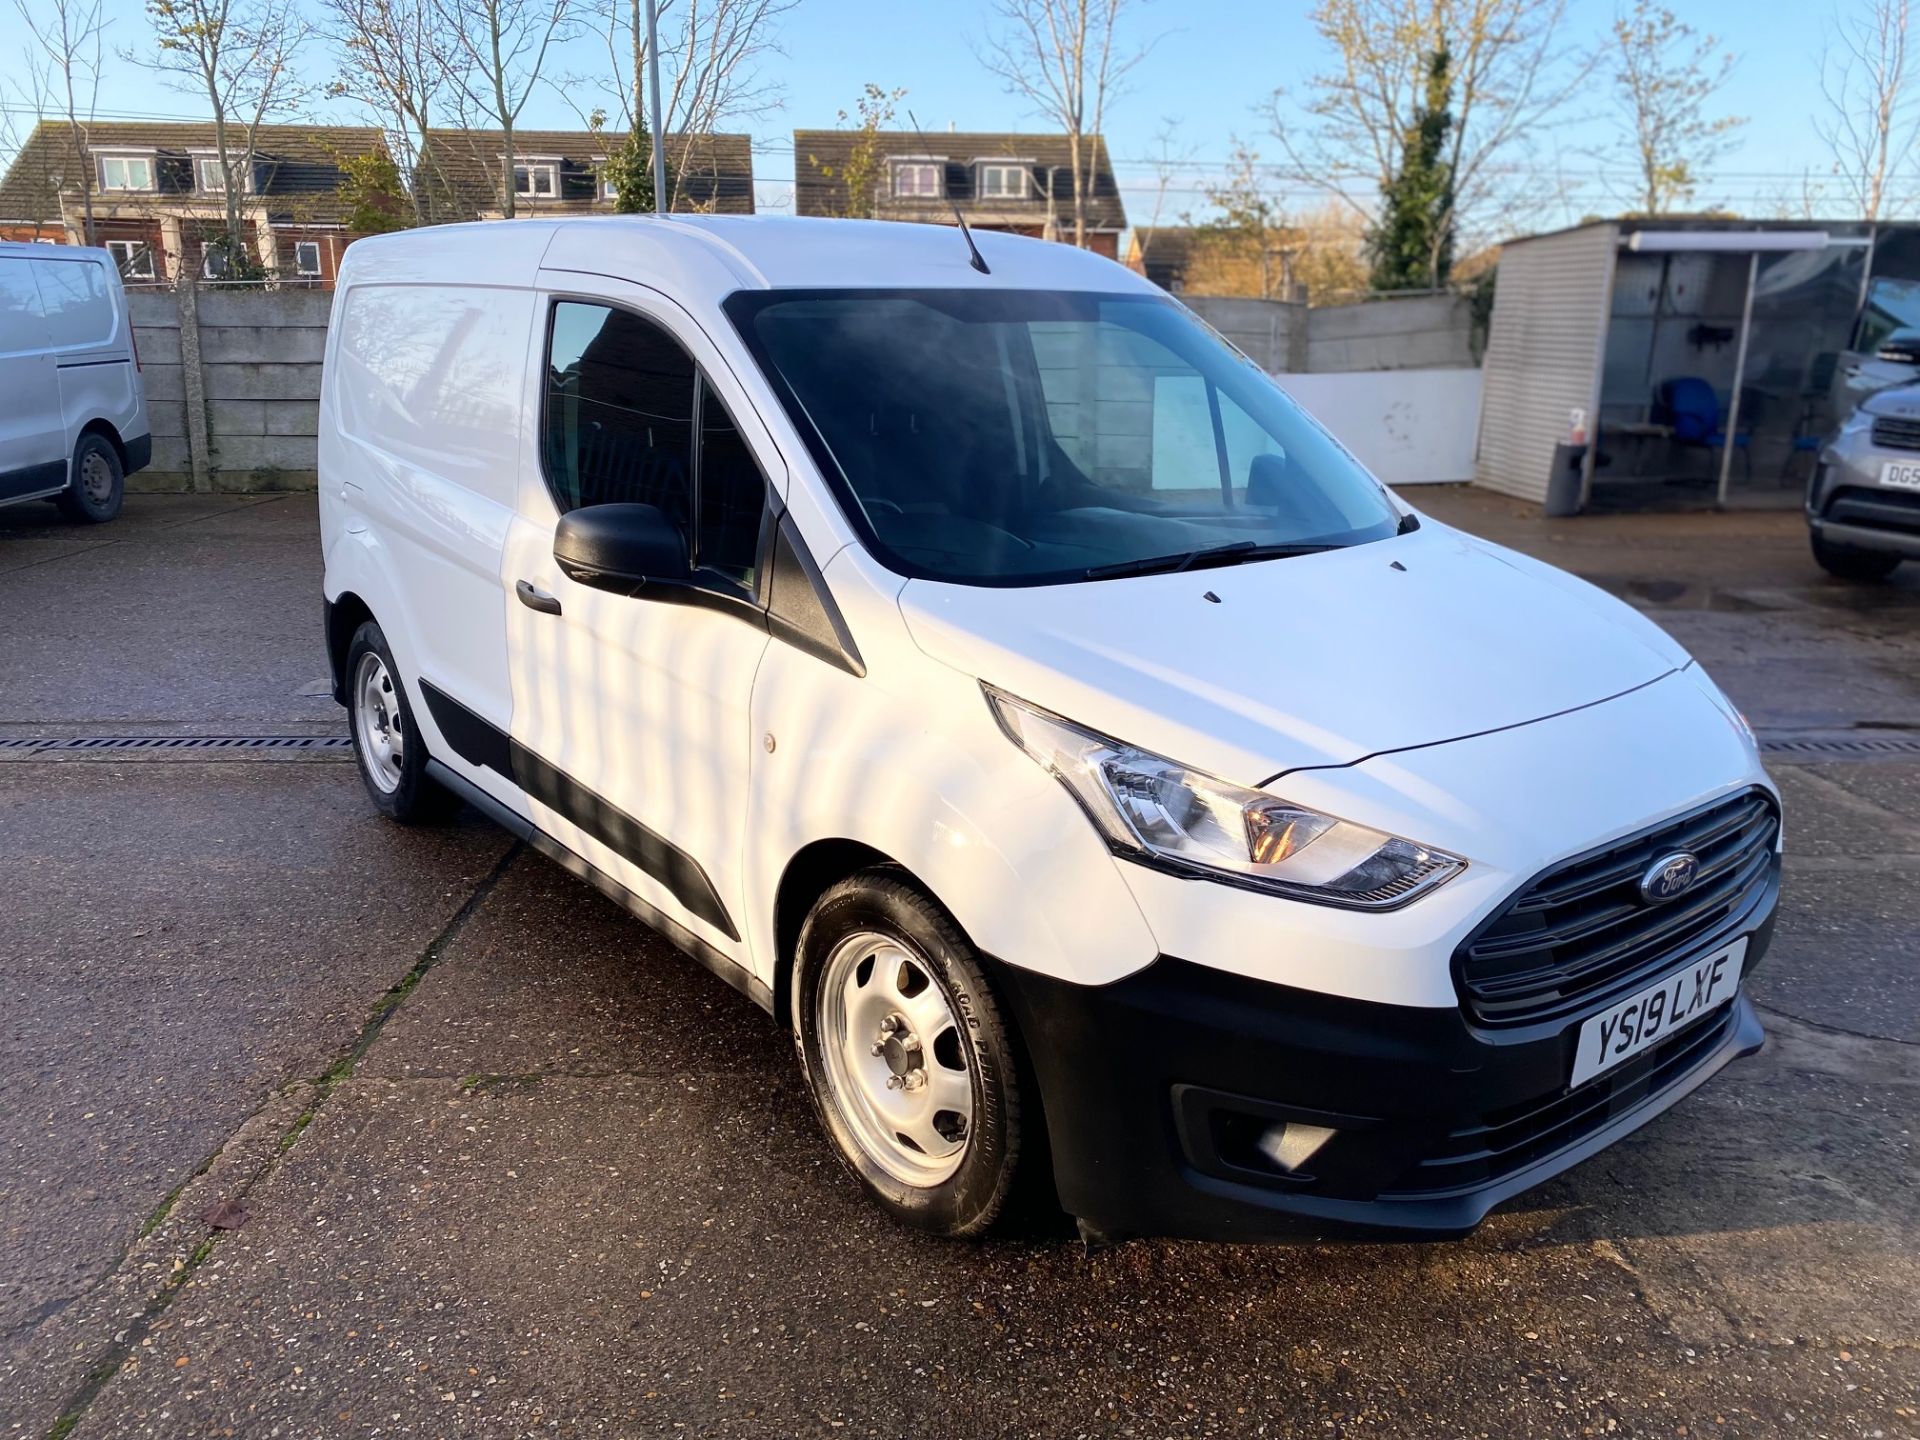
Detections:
906,108,989,275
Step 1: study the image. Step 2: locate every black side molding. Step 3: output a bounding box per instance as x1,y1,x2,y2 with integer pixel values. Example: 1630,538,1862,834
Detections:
0,459,68,504
418,680,740,942
424,758,771,1013
420,680,514,776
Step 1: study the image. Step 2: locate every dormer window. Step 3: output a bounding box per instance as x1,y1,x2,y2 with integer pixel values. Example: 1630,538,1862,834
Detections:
513,160,558,199
97,154,155,192
891,160,941,199
195,156,250,194
977,163,1029,200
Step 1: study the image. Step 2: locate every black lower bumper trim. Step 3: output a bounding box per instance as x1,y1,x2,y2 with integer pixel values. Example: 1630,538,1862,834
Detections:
986,863,1778,1242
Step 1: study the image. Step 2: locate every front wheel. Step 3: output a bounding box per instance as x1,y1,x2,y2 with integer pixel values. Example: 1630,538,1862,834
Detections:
1812,532,1901,581
794,871,1026,1237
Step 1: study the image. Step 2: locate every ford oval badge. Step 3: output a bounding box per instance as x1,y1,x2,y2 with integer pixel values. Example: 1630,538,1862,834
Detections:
1639,851,1700,904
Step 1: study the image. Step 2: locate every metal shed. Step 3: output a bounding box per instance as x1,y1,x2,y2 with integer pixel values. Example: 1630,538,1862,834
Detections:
1474,219,1920,511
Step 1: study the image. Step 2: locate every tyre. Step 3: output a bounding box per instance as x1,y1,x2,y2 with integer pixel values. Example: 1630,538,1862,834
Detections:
1811,532,1901,581
344,620,457,824
794,870,1026,1237
57,432,124,524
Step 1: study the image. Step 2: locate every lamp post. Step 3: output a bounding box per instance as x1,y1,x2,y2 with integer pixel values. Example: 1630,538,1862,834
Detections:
645,0,667,216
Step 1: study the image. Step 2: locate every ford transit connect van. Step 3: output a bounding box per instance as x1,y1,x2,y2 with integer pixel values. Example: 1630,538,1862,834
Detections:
318,217,1781,1241
0,242,151,522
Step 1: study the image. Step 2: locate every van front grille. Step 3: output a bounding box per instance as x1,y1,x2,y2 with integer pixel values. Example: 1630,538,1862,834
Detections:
1870,415,1920,451
1455,789,1778,1029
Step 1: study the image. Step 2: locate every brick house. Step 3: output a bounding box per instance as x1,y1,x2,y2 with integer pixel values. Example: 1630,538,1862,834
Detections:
0,121,393,286
791,130,1127,257
414,129,755,221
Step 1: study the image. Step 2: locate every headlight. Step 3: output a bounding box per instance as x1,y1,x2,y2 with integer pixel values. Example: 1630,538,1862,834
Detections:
984,686,1464,910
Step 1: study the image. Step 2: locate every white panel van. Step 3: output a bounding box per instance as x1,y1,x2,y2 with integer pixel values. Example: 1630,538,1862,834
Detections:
0,242,151,522
318,217,1781,1242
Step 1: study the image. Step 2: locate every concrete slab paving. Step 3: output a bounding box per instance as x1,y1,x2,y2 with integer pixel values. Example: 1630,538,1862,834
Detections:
0,761,512,1432
62,1068,1920,1439
0,495,333,728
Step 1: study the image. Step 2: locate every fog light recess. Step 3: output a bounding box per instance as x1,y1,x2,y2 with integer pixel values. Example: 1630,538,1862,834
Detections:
1256,1121,1338,1175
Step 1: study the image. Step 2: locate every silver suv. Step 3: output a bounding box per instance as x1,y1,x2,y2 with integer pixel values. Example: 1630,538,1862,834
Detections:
1808,382,1920,581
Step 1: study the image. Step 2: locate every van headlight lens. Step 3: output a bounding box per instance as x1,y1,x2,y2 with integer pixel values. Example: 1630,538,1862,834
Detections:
985,686,1464,910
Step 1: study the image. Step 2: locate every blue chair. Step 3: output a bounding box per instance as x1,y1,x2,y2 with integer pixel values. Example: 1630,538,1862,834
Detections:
1654,377,1751,478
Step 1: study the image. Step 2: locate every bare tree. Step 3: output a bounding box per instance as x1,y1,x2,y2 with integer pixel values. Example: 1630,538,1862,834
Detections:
977,0,1152,248
1605,0,1744,214
1818,0,1917,219
435,0,574,218
1266,0,1591,256
10,0,107,243
567,0,796,212
138,0,314,274
1128,117,1190,267
322,0,460,225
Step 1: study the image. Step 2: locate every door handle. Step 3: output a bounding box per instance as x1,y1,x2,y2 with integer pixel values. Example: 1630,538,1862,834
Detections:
515,579,562,616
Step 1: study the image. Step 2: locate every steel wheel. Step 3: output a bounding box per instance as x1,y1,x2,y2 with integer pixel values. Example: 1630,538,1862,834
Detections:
351,650,405,794
79,449,116,507
815,930,975,1188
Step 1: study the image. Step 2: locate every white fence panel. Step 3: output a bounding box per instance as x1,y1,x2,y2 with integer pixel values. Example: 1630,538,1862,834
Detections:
1273,368,1484,486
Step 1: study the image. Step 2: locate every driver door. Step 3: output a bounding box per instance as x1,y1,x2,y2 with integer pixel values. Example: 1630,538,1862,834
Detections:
502,279,783,975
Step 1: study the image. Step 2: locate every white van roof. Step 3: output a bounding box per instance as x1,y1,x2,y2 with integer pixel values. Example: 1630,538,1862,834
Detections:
337,214,1158,301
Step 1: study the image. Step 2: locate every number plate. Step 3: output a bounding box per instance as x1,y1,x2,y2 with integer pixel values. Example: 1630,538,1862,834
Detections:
1569,938,1746,1089
1880,460,1920,490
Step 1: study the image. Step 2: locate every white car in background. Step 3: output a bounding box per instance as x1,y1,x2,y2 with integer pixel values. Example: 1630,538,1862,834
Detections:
0,241,151,523
317,216,1782,1242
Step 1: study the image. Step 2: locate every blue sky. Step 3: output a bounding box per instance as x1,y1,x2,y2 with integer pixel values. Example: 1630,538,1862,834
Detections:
0,0,1864,235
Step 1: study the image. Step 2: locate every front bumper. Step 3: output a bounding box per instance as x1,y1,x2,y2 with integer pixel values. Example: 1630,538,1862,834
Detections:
1807,441,1920,558
991,858,1778,1242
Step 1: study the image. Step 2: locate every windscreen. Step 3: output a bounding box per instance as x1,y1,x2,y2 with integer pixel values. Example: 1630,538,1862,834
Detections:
725,288,1403,586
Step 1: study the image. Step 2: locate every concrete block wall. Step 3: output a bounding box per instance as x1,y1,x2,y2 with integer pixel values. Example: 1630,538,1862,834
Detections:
1182,296,1309,374
1185,291,1476,375
1303,293,1475,372
126,288,329,492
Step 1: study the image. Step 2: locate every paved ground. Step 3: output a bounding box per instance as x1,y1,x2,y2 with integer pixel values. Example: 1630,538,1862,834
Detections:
2,488,1918,1438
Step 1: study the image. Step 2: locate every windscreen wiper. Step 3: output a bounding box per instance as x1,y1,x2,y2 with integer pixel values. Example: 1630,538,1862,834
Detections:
1084,539,1338,581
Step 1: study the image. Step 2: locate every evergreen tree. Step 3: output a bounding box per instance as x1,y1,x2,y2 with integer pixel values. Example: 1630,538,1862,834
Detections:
1368,46,1457,291
603,114,660,214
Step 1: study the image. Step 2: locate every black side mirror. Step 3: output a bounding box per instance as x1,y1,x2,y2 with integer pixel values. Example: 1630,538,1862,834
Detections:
553,503,690,593
1245,451,1289,507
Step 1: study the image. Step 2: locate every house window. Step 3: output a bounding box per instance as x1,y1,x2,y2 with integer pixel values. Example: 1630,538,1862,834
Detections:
294,240,322,278
202,242,233,280
513,162,557,199
105,240,156,280
978,164,1028,199
98,155,154,192
892,162,941,199
196,157,240,193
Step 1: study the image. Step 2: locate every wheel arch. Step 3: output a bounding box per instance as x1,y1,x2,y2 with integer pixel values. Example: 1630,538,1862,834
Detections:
75,419,127,472
772,838,896,1028
325,591,377,705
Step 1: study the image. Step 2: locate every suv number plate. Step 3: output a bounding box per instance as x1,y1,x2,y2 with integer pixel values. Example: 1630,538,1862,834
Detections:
1570,937,1746,1088
1880,460,1920,490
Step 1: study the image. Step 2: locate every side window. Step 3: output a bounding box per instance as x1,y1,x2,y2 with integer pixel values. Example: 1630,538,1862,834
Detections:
695,381,767,589
542,301,696,548
542,299,770,592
